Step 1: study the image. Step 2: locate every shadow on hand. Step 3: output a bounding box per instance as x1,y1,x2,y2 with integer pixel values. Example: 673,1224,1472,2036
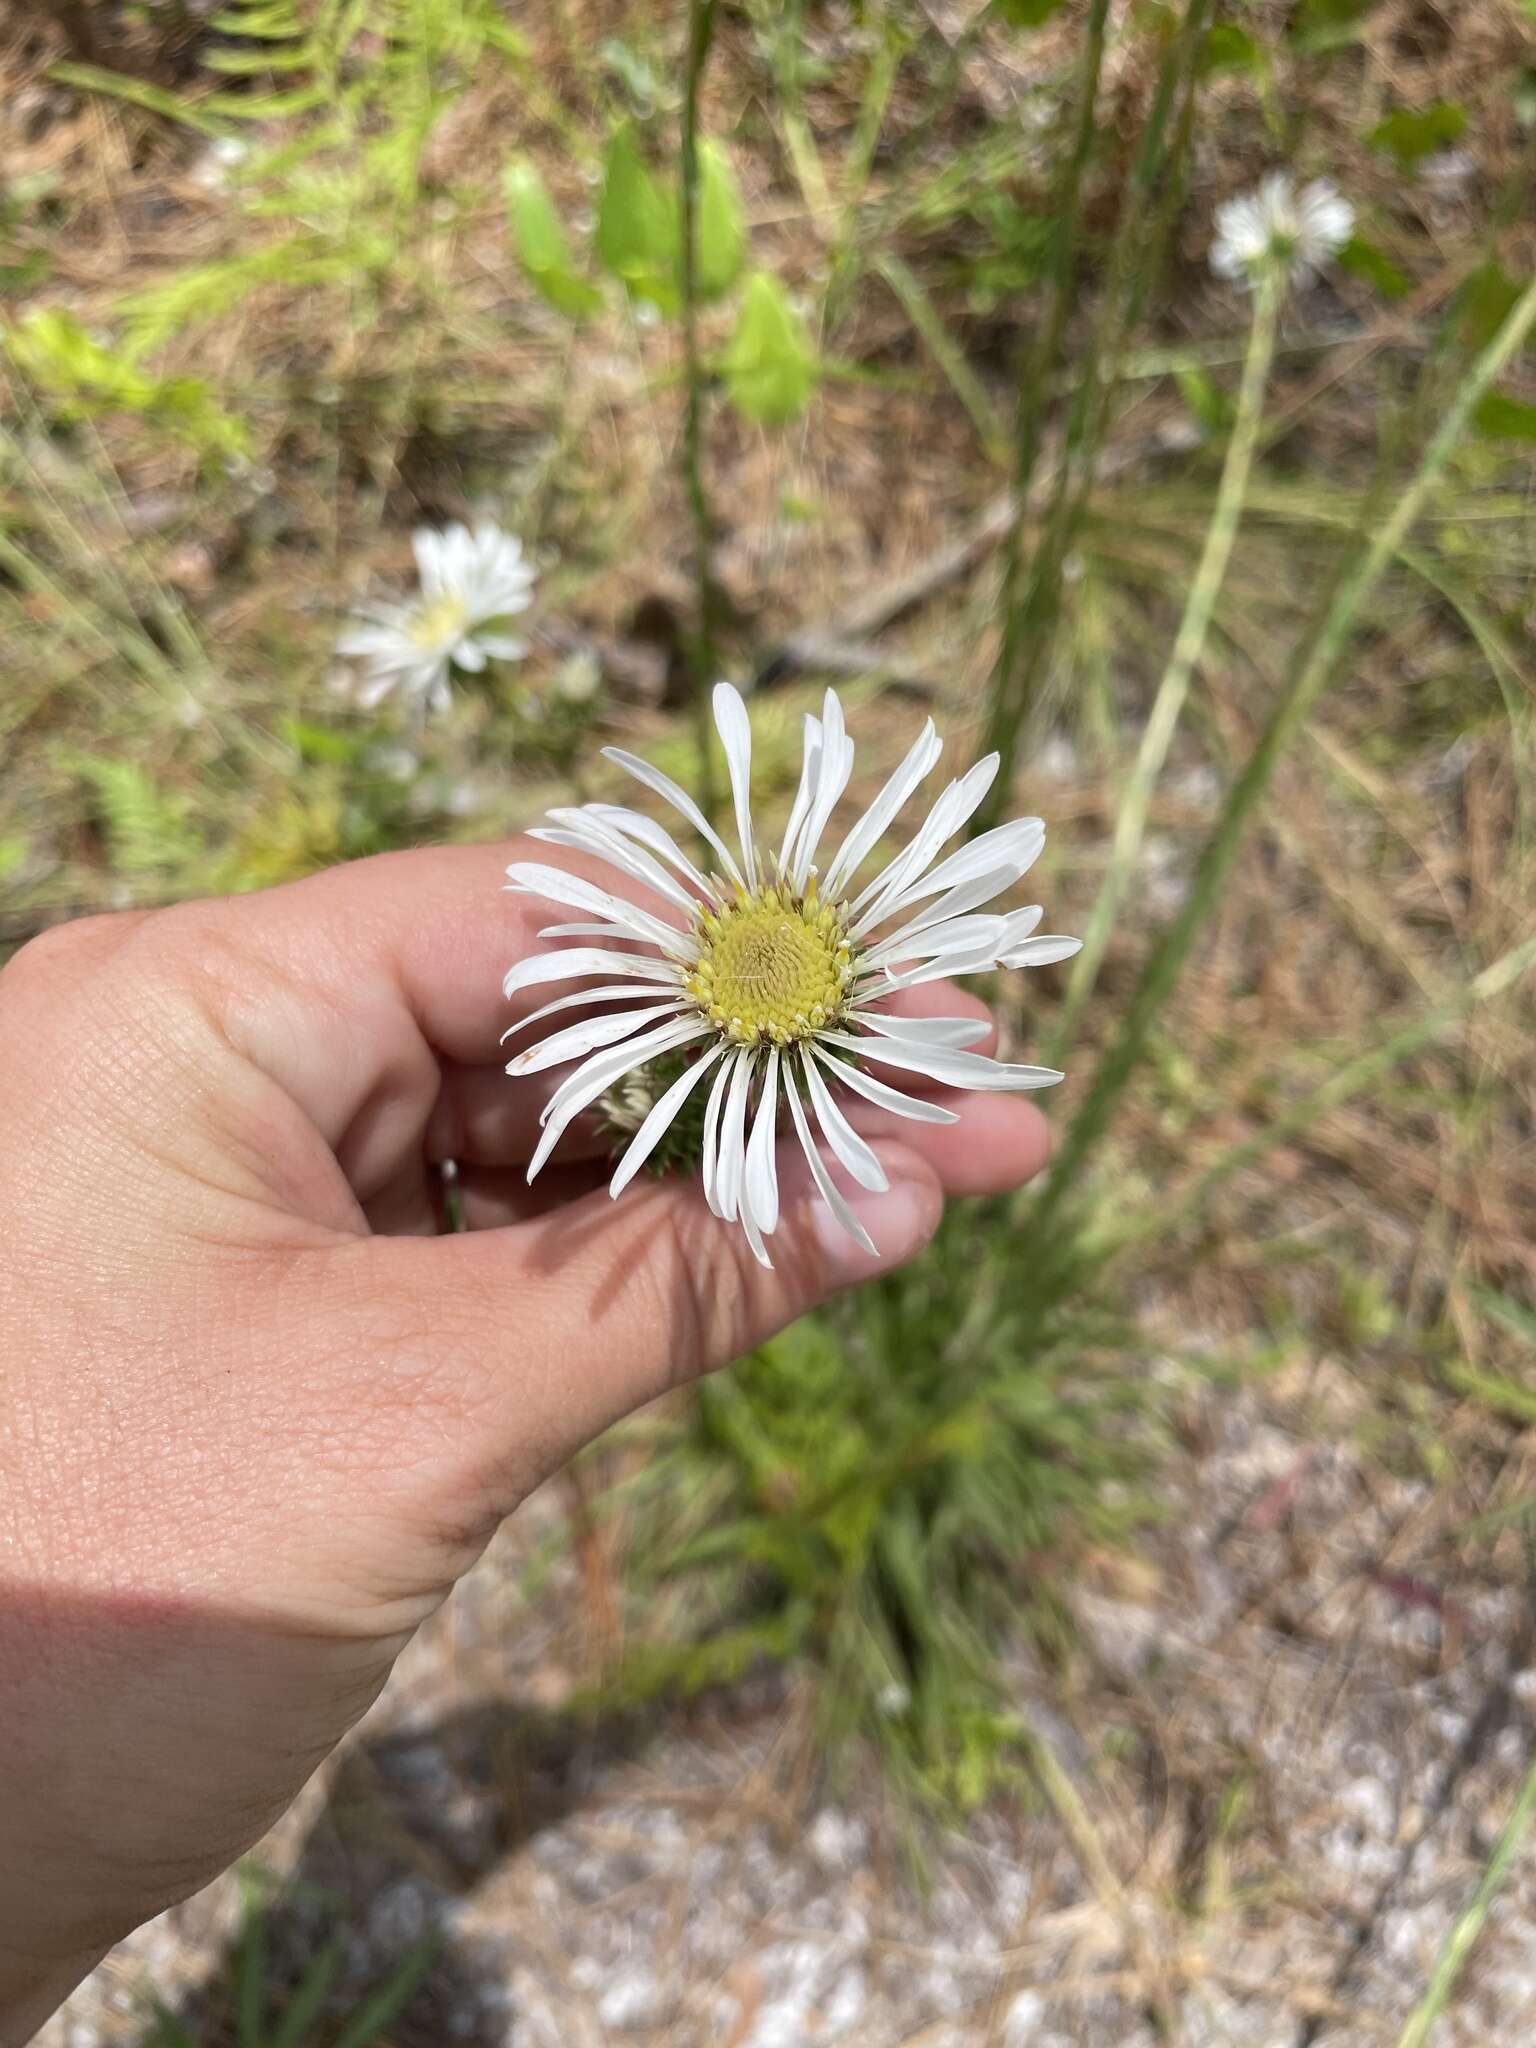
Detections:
128,1693,657,2048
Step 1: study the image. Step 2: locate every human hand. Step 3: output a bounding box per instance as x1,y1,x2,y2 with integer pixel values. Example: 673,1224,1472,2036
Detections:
0,842,1051,2039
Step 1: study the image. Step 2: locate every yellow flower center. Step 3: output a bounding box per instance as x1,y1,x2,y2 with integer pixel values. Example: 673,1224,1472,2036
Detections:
408,593,469,650
685,883,854,1046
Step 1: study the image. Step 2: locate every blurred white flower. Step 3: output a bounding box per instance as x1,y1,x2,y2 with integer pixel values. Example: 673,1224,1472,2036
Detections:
1210,173,1354,287
337,520,535,715
504,682,1078,1266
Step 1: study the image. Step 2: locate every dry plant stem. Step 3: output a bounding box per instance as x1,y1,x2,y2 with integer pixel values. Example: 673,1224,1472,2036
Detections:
982,0,1111,763
1052,262,1283,1058
1104,927,1536,1262
978,0,1211,827
1396,1747,1536,2048
680,0,722,822
1041,271,1536,1224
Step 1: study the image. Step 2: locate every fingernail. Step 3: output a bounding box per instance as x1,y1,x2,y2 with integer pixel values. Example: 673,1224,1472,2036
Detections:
810,1158,940,1283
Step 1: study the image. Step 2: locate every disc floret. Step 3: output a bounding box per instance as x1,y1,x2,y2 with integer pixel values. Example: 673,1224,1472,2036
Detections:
684,871,854,1046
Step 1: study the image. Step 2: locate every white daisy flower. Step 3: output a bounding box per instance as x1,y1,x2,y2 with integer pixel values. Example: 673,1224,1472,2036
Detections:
337,520,536,715
1209,173,1354,288
502,683,1080,1266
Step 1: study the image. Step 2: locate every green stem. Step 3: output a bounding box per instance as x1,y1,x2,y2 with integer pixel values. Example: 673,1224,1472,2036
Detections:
680,0,721,821
1052,262,1282,1058
1041,270,1536,1222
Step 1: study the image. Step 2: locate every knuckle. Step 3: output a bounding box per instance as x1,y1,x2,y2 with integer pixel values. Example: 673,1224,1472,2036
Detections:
3,909,144,990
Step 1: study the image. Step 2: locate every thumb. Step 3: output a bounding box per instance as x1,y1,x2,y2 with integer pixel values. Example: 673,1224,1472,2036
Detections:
336,1138,943,1512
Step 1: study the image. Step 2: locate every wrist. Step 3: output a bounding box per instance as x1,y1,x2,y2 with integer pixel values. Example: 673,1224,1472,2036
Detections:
0,1946,102,2048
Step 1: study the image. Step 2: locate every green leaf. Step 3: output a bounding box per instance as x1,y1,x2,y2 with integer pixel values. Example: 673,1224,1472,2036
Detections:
694,139,747,302
1473,391,1536,442
1199,24,1265,75
989,0,1068,24
1174,365,1234,438
721,272,818,425
595,121,678,312
1457,261,1534,354
504,158,604,321
47,59,230,136
1292,0,1381,52
1367,101,1467,166
1338,234,1412,301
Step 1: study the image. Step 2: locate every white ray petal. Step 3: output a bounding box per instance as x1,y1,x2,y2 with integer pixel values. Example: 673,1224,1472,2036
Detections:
777,714,821,874
609,1044,728,1197
701,1046,738,1217
802,1053,889,1191
602,747,745,888
506,1000,689,1077
853,918,1007,987
584,804,721,904
790,689,853,891
503,947,682,1000
742,1048,781,1237
784,1061,878,1256
811,1047,960,1124
849,753,1000,924
534,921,696,962
1001,934,1082,967
849,1012,993,1049
505,861,690,953
502,982,689,1045
862,868,1023,963
527,1018,710,1180
863,940,1008,993
902,818,1044,908
713,683,758,891
537,808,706,918
821,719,942,901
860,823,1056,937
821,1030,1062,1092
713,1048,758,1222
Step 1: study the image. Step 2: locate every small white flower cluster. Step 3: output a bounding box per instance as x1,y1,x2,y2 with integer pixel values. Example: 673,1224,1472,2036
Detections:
337,520,535,716
1210,173,1354,289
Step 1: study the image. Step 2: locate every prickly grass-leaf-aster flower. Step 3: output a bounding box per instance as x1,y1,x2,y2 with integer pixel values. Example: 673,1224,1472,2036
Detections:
1209,173,1354,288
502,684,1080,1266
337,520,536,715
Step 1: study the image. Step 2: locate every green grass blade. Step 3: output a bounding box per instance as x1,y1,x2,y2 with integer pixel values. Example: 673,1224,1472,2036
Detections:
267,1932,346,2048
329,1935,438,2048
1397,1748,1536,2048
1044,272,1536,1212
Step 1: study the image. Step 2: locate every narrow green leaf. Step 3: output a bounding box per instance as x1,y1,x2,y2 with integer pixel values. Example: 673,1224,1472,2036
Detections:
1473,391,1536,441
504,158,604,320
721,271,817,425
268,1932,346,2048
595,121,678,312
990,0,1068,24
1292,0,1381,51
695,138,747,301
329,1936,438,2048
1444,1361,1536,1426
48,60,229,136
1338,235,1413,301
1200,24,1264,75
1367,101,1467,165
1458,261,1534,353
1469,1285,1536,1353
